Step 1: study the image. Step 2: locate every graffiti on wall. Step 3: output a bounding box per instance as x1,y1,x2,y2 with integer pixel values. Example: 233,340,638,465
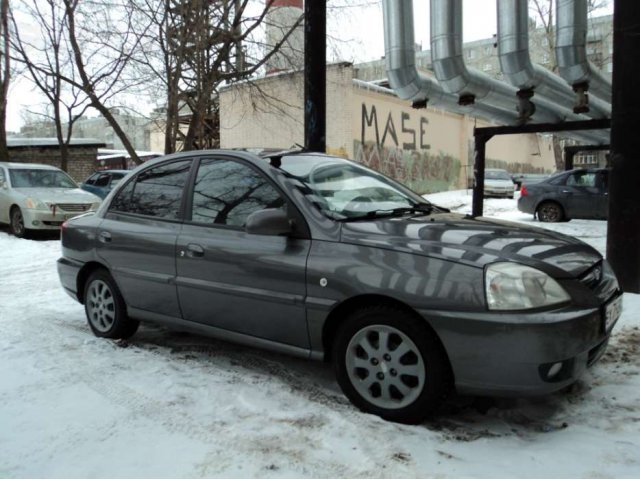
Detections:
354,103,461,194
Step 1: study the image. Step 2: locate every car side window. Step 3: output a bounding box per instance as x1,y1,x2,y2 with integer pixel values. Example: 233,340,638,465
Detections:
190,159,285,227
84,173,99,185
597,171,609,191
0,168,4,184
110,160,192,219
94,174,110,187
566,172,596,187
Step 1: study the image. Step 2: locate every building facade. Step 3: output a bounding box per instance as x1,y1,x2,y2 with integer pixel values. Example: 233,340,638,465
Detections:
220,63,555,194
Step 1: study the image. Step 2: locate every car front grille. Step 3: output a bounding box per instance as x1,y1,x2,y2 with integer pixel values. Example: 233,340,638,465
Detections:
56,203,92,213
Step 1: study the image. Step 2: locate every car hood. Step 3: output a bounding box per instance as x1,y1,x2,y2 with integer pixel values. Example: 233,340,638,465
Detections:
14,187,100,204
340,212,600,278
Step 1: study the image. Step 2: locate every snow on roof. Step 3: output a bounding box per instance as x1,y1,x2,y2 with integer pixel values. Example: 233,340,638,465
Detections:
7,137,106,148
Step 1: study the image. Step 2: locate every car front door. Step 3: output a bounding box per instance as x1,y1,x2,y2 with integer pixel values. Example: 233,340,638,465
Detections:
96,159,193,318
176,156,311,349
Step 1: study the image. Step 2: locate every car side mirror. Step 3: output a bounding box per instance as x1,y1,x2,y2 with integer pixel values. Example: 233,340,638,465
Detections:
245,208,293,236
1,181,7,189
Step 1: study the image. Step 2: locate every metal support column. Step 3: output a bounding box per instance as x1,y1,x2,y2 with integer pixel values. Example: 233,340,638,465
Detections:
472,134,492,217
607,0,640,292
304,0,326,152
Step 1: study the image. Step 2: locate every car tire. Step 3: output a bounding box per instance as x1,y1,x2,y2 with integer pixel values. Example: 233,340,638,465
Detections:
537,201,565,223
9,206,27,238
333,305,451,424
83,269,139,339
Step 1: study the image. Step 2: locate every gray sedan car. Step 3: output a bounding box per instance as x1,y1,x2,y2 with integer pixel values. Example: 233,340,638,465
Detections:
57,151,622,424
518,168,609,222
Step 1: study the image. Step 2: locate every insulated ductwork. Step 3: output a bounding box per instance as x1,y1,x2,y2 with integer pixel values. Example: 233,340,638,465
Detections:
497,0,610,118
556,0,612,104
382,0,519,125
430,0,549,123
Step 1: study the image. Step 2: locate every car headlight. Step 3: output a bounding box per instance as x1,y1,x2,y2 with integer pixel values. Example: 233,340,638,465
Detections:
485,262,570,310
25,197,49,210
90,201,101,211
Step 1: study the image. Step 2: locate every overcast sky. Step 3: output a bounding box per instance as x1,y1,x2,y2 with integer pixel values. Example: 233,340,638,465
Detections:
7,0,613,133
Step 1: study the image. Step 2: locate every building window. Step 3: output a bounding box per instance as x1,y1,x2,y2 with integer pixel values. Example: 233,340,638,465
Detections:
607,62,613,73
466,49,476,60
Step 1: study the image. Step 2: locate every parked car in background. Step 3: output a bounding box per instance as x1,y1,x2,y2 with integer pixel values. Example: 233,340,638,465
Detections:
484,168,516,198
518,168,609,222
58,151,621,424
0,162,101,237
81,170,129,199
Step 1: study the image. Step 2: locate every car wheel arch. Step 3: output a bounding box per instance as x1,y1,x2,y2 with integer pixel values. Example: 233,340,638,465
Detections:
321,294,451,370
76,261,111,304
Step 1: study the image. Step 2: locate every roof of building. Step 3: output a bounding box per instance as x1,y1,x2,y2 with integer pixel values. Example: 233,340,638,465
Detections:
7,138,107,148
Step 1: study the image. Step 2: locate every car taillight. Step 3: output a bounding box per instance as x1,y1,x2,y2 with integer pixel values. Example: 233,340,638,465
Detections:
520,185,528,196
61,220,69,233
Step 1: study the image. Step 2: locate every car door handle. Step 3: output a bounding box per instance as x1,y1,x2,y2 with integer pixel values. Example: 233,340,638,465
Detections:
560,190,573,195
186,243,205,258
98,231,112,243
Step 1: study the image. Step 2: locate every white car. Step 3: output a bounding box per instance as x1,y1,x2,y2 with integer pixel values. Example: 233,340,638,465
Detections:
484,168,516,199
0,162,101,237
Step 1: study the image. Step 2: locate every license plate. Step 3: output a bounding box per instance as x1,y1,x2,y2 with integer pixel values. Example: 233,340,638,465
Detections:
604,295,623,332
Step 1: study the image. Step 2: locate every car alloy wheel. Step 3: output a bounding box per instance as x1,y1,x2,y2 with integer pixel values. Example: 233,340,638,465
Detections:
86,279,117,333
345,324,425,409
537,201,564,223
10,207,25,238
333,306,450,424
84,270,139,339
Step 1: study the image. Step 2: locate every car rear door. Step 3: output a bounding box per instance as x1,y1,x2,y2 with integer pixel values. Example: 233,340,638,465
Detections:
96,159,193,318
560,171,600,219
175,156,311,349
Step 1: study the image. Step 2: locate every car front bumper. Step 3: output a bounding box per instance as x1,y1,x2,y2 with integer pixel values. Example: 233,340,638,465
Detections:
23,208,95,230
422,294,622,397
483,188,514,197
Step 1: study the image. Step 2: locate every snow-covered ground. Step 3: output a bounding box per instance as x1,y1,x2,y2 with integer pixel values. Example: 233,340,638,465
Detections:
1,191,639,478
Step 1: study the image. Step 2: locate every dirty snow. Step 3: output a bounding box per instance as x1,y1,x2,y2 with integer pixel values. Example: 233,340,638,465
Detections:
0,191,639,478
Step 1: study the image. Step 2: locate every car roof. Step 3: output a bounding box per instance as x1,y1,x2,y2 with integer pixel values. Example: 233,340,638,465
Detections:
0,162,61,170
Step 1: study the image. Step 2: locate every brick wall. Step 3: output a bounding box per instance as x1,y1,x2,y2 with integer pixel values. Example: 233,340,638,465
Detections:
8,146,100,182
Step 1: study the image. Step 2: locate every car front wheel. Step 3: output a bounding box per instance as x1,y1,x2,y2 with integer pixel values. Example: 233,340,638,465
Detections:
84,269,139,339
333,306,450,424
537,201,565,223
10,206,26,238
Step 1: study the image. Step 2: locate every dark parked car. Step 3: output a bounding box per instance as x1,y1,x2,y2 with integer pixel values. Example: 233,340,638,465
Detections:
518,168,609,222
57,151,622,424
81,170,129,199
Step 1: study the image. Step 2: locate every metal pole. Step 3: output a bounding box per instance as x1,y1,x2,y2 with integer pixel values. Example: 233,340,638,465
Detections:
472,133,491,217
607,0,640,293
304,0,326,152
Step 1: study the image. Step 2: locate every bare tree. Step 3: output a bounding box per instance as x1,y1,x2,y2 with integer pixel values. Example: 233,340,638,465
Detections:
11,0,91,171
0,0,11,159
131,0,304,153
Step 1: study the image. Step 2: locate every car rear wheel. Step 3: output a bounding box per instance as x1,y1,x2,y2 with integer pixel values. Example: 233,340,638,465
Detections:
84,269,139,339
537,201,565,223
333,306,450,424
9,206,26,238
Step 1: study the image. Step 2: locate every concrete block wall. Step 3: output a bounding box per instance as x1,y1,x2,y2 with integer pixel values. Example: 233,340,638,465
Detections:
8,147,99,182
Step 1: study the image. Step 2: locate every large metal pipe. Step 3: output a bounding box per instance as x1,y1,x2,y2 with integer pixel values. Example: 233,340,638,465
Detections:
430,0,553,123
556,0,612,104
497,0,610,118
382,0,519,125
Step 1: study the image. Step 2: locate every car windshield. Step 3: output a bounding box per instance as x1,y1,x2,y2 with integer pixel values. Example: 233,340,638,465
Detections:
277,155,432,220
485,170,512,180
9,168,77,188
